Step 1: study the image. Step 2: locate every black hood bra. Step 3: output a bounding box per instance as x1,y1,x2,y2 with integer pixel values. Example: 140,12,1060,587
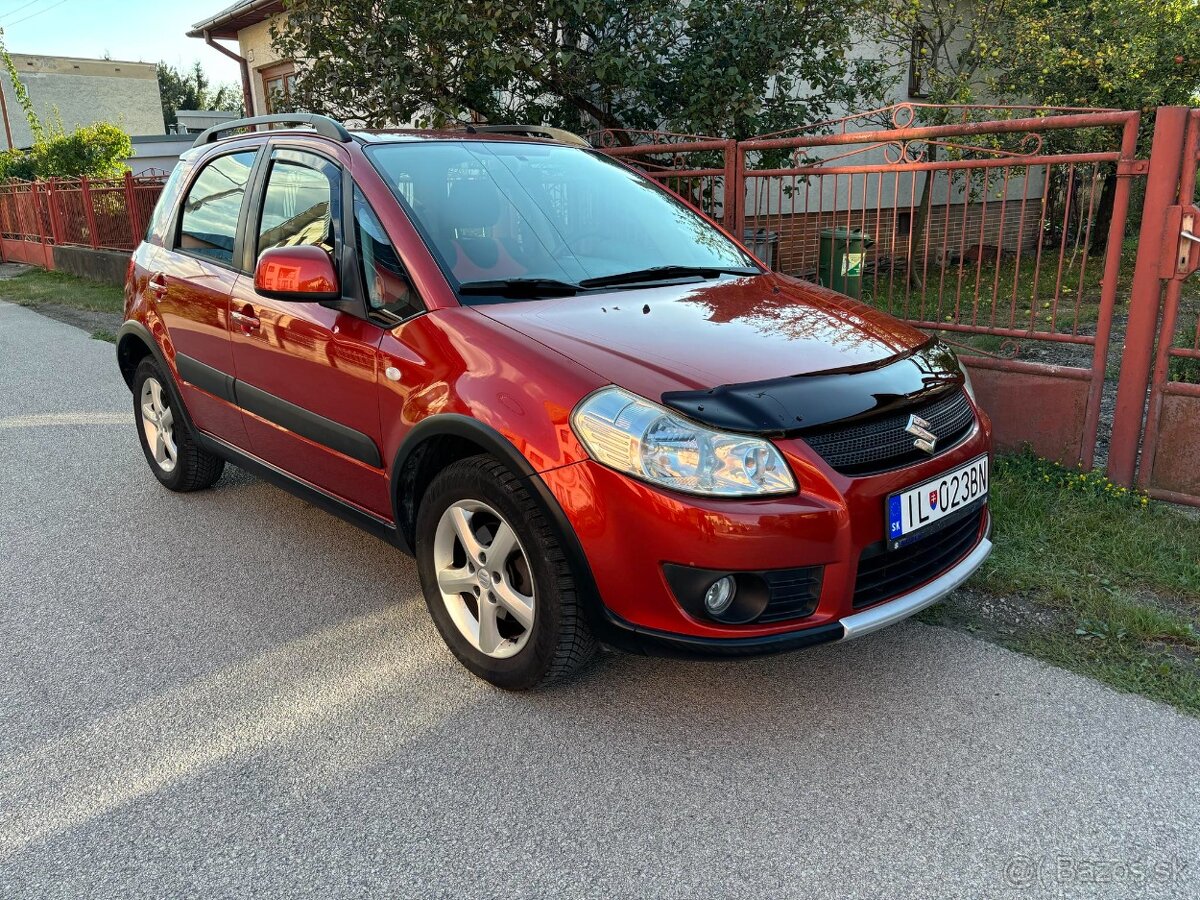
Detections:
660,339,966,435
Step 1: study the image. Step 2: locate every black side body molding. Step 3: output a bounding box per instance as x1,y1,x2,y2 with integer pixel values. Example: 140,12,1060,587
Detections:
233,380,382,468
166,350,383,468
176,353,235,403
660,339,966,435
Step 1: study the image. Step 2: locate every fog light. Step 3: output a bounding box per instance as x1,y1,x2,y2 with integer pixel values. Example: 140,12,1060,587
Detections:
704,575,737,616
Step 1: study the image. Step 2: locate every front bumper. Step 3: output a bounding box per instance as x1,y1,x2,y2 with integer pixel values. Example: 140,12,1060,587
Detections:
537,408,993,655
598,510,991,657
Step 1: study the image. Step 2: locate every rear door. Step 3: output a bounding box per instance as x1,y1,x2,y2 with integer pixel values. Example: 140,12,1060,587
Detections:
228,146,390,518
155,147,259,446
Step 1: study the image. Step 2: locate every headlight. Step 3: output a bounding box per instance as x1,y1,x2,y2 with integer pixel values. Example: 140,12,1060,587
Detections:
571,387,796,497
960,365,976,403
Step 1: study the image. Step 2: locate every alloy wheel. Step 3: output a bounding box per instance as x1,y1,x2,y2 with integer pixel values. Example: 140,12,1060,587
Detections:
432,499,536,659
140,376,178,474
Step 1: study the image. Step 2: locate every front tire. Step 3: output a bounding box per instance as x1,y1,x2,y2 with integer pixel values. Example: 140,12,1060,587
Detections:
416,455,596,690
132,357,224,492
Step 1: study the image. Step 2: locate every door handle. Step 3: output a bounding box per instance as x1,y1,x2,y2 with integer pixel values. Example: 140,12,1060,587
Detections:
147,273,168,298
231,306,261,333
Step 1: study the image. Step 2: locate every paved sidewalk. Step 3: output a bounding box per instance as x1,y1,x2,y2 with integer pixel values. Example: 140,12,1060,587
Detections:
1,301,1197,899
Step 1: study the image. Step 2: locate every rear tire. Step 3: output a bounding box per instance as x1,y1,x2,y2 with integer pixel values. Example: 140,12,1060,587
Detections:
416,455,596,690
132,357,224,492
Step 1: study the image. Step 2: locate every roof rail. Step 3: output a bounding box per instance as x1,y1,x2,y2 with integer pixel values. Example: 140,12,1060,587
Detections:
471,124,590,147
192,113,352,148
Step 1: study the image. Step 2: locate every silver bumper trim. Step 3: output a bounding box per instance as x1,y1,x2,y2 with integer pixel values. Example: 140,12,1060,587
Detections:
839,511,992,641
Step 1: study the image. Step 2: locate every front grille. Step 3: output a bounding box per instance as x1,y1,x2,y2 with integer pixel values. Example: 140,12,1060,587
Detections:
802,388,975,476
758,566,824,623
852,507,983,609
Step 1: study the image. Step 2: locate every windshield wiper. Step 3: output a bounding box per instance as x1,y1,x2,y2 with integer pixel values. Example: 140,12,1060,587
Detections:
579,265,761,290
457,277,581,298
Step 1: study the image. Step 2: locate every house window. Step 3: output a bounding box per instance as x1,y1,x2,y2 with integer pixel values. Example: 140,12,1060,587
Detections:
261,62,297,113
908,27,930,99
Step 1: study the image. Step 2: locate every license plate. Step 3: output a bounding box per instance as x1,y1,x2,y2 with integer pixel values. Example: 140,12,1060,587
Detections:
886,454,989,549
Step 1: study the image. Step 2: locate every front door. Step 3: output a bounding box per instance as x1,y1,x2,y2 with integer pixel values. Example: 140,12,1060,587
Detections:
157,148,259,447
228,147,390,518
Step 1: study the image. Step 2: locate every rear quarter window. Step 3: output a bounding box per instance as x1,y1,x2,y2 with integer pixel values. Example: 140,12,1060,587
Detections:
144,162,191,247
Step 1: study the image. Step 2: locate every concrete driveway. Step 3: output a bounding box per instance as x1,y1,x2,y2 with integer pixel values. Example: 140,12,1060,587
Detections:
1,300,1198,899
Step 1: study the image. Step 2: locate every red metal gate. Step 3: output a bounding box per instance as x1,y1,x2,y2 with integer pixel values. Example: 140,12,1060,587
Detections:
733,105,1142,468
1110,107,1200,506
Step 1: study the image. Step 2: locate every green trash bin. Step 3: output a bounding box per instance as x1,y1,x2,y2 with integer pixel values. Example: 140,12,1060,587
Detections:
818,227,874,299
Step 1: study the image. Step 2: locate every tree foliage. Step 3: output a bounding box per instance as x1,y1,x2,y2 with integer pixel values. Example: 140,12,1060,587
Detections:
986,0,1200,112
157,61,243,128
271,0,889,139
861,0,1200,118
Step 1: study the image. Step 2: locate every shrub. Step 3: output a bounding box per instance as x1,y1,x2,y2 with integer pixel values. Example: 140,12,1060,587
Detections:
0,121,132,182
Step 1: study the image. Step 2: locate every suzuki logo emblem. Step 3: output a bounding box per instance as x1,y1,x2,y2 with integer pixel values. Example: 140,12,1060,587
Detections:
905,414,937,455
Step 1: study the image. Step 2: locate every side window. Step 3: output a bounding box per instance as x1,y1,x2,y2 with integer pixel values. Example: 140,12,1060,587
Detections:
145,162,190,246
178,151,256,265
257,157,336,257
354,186,422,319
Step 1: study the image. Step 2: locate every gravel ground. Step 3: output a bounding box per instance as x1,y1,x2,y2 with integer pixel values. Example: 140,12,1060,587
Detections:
2,300,1199,899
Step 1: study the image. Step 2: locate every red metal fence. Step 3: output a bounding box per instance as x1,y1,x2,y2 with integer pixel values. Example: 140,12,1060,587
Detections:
0,171,168,267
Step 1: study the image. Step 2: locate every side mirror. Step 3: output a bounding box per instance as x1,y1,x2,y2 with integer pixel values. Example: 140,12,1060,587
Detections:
254,245,339,301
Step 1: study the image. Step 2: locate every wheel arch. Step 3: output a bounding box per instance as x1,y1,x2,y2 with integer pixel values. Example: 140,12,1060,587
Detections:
391,415,609,636
116,320,164,389
391,415,541,548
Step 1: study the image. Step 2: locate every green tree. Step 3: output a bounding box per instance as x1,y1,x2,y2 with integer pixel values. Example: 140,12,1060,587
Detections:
989,0,1200,248
269,0,888,140
857,0,1015,286
988,0,1200,113
157,61,243,129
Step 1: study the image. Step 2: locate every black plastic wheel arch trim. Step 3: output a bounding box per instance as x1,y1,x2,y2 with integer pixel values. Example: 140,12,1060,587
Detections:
389,414,615,639
660,338,967,435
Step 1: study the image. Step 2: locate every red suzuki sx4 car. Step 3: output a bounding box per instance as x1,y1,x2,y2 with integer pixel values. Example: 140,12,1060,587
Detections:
117,114,993,689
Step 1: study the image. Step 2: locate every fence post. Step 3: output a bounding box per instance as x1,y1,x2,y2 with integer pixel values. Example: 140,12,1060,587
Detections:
45,178,63,244
722,139,742,239
80,175,100,250
1108,107,1189,485
123,169,138,242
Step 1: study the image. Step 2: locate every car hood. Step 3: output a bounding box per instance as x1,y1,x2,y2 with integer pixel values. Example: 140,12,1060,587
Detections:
473,273,932,401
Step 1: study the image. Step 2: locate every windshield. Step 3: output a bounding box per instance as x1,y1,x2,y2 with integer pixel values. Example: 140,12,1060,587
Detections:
365,141,759,298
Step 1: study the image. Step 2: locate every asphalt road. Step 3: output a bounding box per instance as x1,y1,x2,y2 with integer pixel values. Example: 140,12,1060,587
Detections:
1,299,1198,899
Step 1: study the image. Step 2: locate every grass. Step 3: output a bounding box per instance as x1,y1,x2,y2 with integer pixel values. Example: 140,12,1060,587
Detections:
922,450,1200,715
861,239,1135,337
0,268,125,315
